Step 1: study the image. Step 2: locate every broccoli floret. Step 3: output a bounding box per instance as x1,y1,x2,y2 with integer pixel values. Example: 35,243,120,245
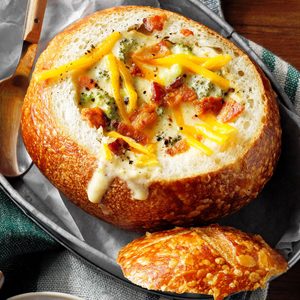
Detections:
79,88,119,121
79,91,96,106
98,70,110,80
119,38,137,61
188,75,224,99
190,77,213,98
104,95,119,121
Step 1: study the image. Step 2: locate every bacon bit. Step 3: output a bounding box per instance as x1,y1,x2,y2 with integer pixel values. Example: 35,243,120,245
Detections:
143,14,167,32
108,138,129,156
180,28,194,36
196,97,225,115
78,75,96,90
151,82,166,105
166,139,190,156
164,84,197,107
166,76,185,91
130,63,143,77
117,122,148,145
109,119,120,130
218,99,244,123
151,78,196,108
195,134,203,141
133,40,171,62
130,103,158,132
81,107,106,129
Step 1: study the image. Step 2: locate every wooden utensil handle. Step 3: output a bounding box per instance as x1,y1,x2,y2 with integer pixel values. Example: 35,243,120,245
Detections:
23,0,47,44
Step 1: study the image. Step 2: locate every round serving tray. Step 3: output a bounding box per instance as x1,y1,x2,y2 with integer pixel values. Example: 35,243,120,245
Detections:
1,1,300,299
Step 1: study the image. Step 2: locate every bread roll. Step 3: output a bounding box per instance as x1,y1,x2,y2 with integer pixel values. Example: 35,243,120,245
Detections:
117,225,288,300
21,6,281,231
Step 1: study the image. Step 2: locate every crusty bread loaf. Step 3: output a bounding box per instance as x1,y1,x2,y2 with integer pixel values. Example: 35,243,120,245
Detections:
21,6,281,231
117,225,287,300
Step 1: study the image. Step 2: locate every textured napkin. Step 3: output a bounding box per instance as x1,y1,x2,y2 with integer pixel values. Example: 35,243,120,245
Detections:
0,0,299,299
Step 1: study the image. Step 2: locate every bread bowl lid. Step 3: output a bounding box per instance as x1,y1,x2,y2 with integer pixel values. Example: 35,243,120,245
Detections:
1,0,300,299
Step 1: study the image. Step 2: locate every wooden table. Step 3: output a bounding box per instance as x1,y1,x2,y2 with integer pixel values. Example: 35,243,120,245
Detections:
223,1,300,299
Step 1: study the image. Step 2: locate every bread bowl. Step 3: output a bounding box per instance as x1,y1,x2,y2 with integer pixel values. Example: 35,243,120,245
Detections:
21,6,281,231
117,225,288,300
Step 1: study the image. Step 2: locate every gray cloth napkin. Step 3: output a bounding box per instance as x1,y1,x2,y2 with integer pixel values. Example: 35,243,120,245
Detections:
5,0,300,299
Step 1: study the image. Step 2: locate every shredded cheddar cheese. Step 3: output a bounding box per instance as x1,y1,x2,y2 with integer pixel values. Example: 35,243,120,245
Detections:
117,59,138,113
102,143,113,161
200,114,237,134
151,55,230,90
184,65,229,90
172,105,185,126
107,131,159,166
148,53,231,71
132,57,164,85
107,131,154,156
172,105,236,153
172,107,213,155
147,54,208,65
185,135,213,155
194,123,229,145
146,143,157,153
106,53,129,123
35,32,121,81
201,54,232,71
135,155,159,167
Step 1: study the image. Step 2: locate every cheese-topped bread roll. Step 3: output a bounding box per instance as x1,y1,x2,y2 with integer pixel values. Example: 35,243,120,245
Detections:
117,225,288,300
22,6,281,231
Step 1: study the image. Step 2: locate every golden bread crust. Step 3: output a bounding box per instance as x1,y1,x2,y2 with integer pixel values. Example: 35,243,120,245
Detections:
117,225,288,300
21,6,281,231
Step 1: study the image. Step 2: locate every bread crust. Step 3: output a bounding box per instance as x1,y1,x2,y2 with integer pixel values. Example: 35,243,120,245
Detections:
21,6,281,231
117,225,288,300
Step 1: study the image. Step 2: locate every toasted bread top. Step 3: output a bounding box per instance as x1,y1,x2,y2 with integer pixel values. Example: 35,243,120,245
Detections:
118,225,288,300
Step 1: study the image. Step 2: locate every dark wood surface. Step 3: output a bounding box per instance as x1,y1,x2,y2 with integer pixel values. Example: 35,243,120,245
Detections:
223,1,300,299
223,0,300,69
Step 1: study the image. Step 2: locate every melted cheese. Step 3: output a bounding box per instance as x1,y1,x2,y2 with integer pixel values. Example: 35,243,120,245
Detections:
87,166,113,203
88,158,151,202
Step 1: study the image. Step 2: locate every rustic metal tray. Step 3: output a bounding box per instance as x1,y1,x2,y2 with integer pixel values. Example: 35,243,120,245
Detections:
1,1,300,299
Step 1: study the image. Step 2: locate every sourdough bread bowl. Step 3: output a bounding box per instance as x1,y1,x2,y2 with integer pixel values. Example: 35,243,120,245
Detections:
21,6,281,231
117,225,288,300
